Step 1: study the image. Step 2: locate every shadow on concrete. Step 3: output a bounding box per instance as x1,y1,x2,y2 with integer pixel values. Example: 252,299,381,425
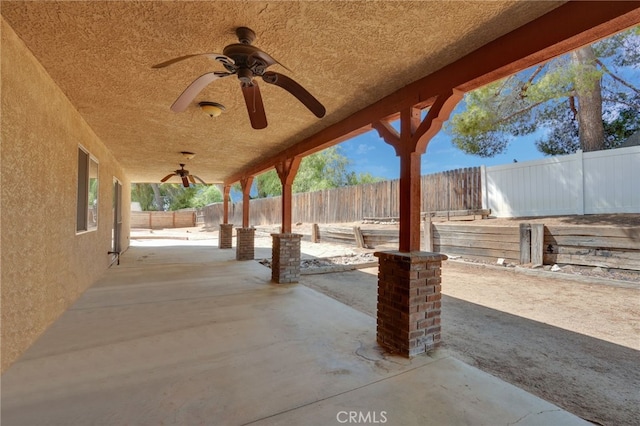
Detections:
301,267,640,426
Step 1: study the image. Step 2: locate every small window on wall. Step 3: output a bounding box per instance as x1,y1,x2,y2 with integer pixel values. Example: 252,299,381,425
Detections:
76,146,99,233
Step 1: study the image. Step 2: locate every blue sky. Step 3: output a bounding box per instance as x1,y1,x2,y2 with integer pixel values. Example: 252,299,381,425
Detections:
338,27,639,180
232,125,545,201
339,124,547,180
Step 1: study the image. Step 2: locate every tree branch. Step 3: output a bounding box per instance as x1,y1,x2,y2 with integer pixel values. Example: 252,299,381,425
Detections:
596,58,640,95
492,99,547,126
602,97,640,109
520,64,546,99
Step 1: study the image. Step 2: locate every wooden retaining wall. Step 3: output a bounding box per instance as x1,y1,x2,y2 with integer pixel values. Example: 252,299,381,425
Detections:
295,222,640,272
131,210,196,229
543,226,640,271
432,223,521,264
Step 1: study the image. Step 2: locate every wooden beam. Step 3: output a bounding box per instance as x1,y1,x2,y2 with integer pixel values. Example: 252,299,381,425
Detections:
224,2,640,185
414,89,464,154
372,120,400,154
225,124,375,185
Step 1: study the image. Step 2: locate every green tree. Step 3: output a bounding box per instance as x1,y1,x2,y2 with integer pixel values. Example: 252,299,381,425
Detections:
191,185,223,207
132,183,221,210
254,146,383,197
448,27,640,157
131,183,157,210
346,171,382,186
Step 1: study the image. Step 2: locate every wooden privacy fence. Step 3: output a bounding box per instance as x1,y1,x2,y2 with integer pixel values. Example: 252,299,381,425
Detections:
201,167,482,227
131,210,196,229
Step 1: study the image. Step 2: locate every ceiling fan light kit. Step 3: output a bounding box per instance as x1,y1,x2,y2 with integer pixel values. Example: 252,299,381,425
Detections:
198,101,225,118
154,26,326,129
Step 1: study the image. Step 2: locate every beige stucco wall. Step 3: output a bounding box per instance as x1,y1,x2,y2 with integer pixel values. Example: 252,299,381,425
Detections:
1,18,131,373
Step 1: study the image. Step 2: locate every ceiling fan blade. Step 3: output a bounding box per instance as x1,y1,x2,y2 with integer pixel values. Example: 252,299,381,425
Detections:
192,175,207,185
241,82,268,129
249,49,291,72
181,176,190,188
262,71,326,118
161,173,176,182
152,53,234,69
188,175,196,184
170,72,233,112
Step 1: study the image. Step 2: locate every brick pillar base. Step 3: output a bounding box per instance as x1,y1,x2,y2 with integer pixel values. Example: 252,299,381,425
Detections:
374,251,447,357
236,227,255,260
219,224,234,249
271,233,302,283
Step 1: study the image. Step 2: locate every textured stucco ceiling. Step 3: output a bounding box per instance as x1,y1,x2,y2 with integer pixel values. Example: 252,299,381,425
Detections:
1,1,564,183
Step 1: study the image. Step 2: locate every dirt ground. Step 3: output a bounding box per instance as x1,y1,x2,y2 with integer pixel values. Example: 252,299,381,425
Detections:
301,262,640,426
142,214,640,424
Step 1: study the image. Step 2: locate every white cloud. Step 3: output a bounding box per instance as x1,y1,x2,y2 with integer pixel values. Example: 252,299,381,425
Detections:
356,144,376,155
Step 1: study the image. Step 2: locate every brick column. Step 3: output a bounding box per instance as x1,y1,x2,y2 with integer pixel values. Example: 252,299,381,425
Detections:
236,227,255,260
271,233,302,283
219,223,234,249
374,251,447,357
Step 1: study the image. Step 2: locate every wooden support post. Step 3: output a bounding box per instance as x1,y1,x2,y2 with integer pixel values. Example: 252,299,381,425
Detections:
373,90,463,253
275,158,301,234
311,223,320,243
354,226,365,248
223,184,231,224
519,223,531,264
531,224,544,265
240,176,254,228
398,149,422,251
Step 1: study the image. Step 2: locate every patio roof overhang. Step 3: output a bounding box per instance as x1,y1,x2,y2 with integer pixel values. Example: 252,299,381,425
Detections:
6,1,639,186
225,1,640,185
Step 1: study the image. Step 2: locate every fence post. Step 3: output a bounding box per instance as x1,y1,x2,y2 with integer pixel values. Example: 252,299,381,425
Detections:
480,165,488,210
519,223,531,264
353,226,365,248
311,223,319,243
531,224,544,265
423,216,433,252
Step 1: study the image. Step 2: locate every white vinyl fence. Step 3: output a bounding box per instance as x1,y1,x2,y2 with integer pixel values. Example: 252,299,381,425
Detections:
482,146,640,217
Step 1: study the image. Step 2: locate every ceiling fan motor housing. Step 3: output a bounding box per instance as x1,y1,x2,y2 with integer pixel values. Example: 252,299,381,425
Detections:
223,44,268,80
236,26,257,45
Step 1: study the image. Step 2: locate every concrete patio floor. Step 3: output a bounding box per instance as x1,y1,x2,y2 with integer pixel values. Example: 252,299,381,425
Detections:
1,239,590,425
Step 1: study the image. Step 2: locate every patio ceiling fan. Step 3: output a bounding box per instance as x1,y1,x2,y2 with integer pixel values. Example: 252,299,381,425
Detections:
153,26,326,129
161,164,206,188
